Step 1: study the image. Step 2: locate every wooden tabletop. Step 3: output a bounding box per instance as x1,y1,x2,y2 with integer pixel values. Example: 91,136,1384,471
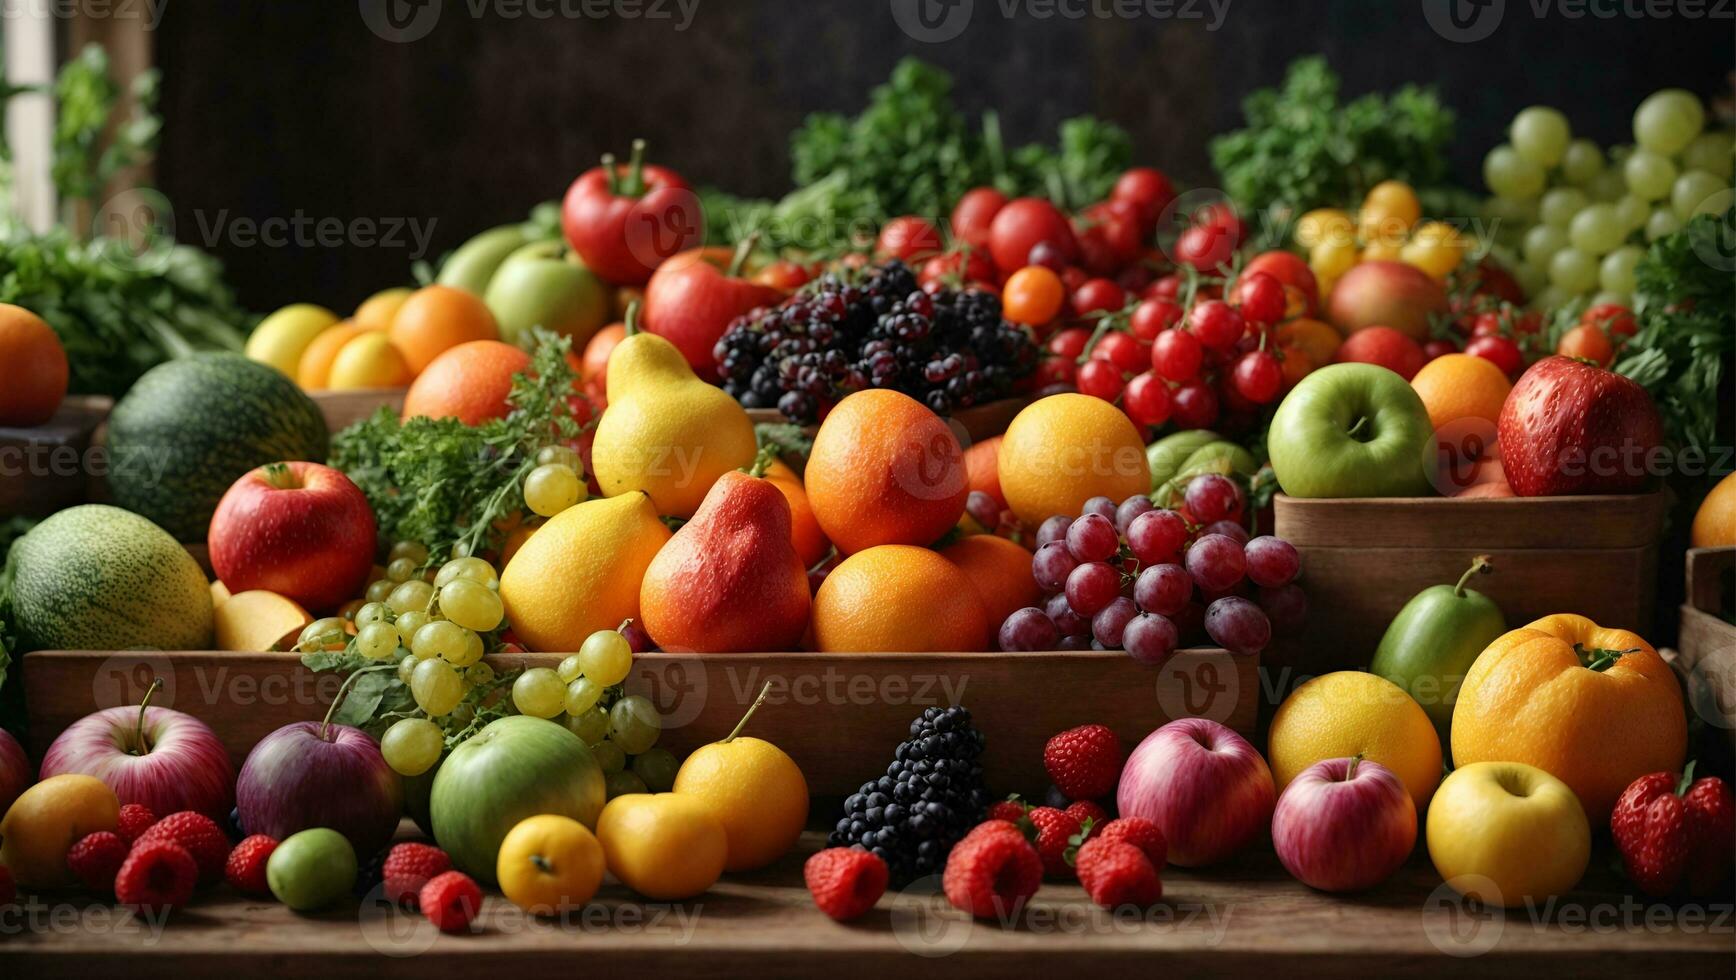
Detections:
4,831,1728,978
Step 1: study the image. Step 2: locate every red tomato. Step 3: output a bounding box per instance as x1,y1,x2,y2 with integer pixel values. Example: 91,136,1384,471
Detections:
1172,223,1236,274
1465,334,1524,377
876,216,943,262
988,198,1078,275
1241,251,1319,316
1151,327,1203,381
1046,326,1093,360
1072,278,1127,316
1235,271,1287,326
1193,202,1247,249
752,259,814,291
920,249,995,288
1170,381,1219,429
1581,302,1637,338
1145,274,1183,301
950,187,1007,250
1123,371,1172,427
1076,358,1126,401
1129,298,1183,341
1091,331,1147,375
1111,167,1174,228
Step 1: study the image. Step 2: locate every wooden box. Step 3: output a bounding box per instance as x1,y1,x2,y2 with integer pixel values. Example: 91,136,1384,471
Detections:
310,387,407,432
0,395,112,517
22,648,1257,797
1677,547,1734,757
1272,492,1668,676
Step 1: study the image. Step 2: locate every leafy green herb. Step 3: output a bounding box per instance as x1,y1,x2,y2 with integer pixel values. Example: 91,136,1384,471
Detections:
331,331,585,561
1616,205,1734,457
1210,57,1456,220
48,44,160,218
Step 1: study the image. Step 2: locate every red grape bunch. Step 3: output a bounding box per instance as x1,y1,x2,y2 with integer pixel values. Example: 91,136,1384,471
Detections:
997,473,1306,661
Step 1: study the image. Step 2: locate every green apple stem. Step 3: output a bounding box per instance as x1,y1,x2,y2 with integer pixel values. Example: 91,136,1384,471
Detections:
623,300,642,336
1345,752,1364,780
1675,760,1698,797
1345,416,1369,441
600,153,619,195
624,139,648,197
1572,643,1640,672
727,231,762,278
1453,555,1494,597
130,677,164,755
724,682,773,744
531,854,554,874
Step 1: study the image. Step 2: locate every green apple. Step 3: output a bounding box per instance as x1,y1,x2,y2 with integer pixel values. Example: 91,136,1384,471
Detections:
267,827,357,911
437,224,533,296
483,240,610,348
1268,363,1434,498
430,715,605,883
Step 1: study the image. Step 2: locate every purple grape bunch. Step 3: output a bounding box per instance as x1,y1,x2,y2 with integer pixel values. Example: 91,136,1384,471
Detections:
997,474,1306,661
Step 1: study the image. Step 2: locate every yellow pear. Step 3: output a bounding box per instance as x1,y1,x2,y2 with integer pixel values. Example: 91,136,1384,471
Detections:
592,332,756,518
499,492,671,652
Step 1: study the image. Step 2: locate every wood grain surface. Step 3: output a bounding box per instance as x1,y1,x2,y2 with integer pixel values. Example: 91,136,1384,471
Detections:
21,649,1257,797
0,395,113,517
1678,547,1735,755
310,387,407,433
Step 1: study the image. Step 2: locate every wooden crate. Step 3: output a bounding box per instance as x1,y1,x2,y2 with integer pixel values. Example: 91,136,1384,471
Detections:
1677,547,1734,757
22,648,1257,796
310,387,407,432
0,395,112,517
1272,492,1667,676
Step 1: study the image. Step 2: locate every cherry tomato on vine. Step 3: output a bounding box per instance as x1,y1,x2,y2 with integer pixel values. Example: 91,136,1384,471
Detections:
1188,299,1245,352
1002,266,1065,326
1123,371,1173,427
876,216,943,263
1151,328,1203,381
1076,358,1126,402
1170,381,1219,429
1046,326,1092,360
1091,331,1148,375
1231,350,1283,404
1129,298,1183,341
1072,277,1126,317
1465,335,1524,376
1235,271,1287,326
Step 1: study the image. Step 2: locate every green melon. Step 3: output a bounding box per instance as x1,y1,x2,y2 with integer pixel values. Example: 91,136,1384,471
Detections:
9,505,213,651
107,353,328,541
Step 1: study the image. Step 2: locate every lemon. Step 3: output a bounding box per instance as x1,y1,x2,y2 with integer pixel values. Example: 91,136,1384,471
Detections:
1269,670,1443,811
327,331,413,389
997,393,1149,525
245,303,339,378
498,493,671,653
596,793,727,900
672,684,808,871
497,814,605,914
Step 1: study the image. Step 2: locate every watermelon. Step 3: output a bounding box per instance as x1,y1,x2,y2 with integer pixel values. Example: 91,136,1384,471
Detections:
9,505,214,651
107,353,328,541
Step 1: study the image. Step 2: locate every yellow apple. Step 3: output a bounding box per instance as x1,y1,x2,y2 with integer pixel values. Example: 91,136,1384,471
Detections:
1426,761,1589,907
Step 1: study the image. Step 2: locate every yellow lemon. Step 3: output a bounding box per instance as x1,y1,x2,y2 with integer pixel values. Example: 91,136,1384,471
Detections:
327,331,413,389
355,287,413,331
497,814,606,913
1269,670,1442,811
499,493,671,653
672,685,808,871
997,393,1149,525
596,793,727,900
245,303,339,379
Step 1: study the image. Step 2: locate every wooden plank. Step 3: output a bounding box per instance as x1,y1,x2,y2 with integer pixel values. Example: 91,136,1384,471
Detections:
1685,546,1733,615
1,829,1724,978
0,395,112,517
1274,492,1668,550
311,387,407,433
21,649,1257,797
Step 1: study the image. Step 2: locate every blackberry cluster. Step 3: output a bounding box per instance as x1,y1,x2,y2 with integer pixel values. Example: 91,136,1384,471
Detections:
714,260,1038,424
827,705,990,884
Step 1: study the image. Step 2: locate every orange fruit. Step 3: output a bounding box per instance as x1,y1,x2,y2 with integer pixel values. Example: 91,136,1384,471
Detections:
997,393,1149,525
1691,471,1736,547
402,340,533,426
805,389,968,555
1410,353,1512,433
764,459,831,568
327,331,414,389
811,545,989,652
297,321,365,389
940,534,1038,633
388,285,500,374
962,435,1005,507
354,287,412,331
0,304,68,426
583,323,626,382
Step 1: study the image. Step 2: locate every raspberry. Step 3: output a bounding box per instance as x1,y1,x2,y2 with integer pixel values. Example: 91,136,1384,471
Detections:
136,812,230,885
117,804,158,844
1074,838,1161,909
1065,800,1108,838
114,841,198,913
224,835,278,897
804,847,889,922
1043,724,1124,801
67,831,129,893
1096,817,1167,870
1025,806,1083,878
419,870,482,934
942,820,1042,919
986,796,1029,823
384,842,451,906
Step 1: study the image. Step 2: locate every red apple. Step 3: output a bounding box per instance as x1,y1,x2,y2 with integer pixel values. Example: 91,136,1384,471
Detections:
1499,355,1664,497
39,681,234,821
642,245,784,380
1326,261,1447,340
0,728,29,816
988,198,1078,275
208,461,376,612
236,719,403,859
1335,326,1427,380
1116,718,1275,867
1271,756,1416,892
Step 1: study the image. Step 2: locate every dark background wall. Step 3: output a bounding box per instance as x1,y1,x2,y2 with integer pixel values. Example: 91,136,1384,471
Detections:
148,0,1733,312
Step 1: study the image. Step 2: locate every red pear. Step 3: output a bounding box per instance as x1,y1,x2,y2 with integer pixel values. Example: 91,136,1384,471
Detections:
639,470,810,652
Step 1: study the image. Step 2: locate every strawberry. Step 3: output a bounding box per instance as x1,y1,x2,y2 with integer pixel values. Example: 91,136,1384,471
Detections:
419,871,482,934
986,796,1029,823
135,812,230,885
66,831,129,893
116,803,158,844
383,842,452,906
1043,724,1124,801
114,841,198,913
804,847,889,921
1074,838,1161,909
942,821,1043,919
224,835,278,897
1025,806,1083,878
1612,764,1734,896
1096,817,1167,871
1065,800,1108,837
